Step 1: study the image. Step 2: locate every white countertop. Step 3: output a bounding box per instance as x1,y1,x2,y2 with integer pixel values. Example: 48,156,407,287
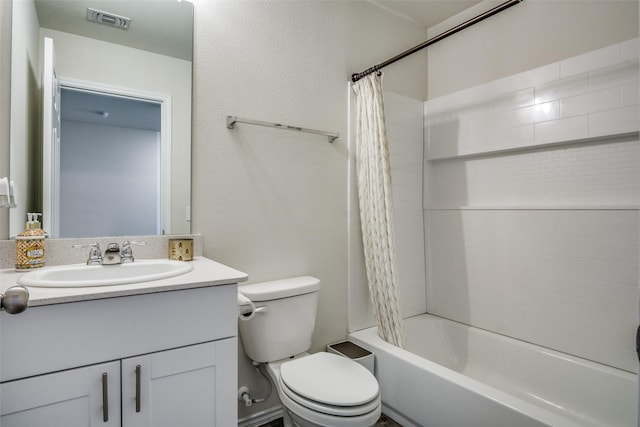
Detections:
0,257,248,306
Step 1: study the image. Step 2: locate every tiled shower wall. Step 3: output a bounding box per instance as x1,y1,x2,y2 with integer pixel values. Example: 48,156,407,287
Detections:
429,140,639,207
424,38,640,373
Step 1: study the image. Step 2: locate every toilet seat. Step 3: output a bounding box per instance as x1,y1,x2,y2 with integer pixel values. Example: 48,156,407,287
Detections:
278,382,381,427
278,353,380,417
279,376,381,417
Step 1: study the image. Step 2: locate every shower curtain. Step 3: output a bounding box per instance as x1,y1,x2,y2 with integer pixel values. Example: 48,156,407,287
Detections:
352,73,406,349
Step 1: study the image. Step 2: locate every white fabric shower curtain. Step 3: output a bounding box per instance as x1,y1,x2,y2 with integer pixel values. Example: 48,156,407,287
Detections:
353,73,406,349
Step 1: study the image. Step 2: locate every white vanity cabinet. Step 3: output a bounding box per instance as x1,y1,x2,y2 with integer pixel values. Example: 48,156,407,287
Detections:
0,282,239,427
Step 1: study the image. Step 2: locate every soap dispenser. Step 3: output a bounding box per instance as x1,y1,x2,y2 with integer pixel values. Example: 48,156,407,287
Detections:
15,213,46,270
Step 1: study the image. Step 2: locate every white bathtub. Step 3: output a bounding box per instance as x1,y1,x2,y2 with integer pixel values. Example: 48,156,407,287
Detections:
349,314,637,427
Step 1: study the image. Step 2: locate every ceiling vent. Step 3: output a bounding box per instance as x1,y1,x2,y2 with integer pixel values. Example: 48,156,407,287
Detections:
87,8,131,30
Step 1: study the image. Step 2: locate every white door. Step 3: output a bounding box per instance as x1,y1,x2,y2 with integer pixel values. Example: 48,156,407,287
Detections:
121,339,237,427
42,36,61,236
0,361,121,426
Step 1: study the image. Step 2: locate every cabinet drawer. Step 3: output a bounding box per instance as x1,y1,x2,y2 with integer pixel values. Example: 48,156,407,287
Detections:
0,285,237,382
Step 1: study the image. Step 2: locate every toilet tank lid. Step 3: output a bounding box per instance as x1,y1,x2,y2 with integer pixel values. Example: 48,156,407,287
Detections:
238,276,320,301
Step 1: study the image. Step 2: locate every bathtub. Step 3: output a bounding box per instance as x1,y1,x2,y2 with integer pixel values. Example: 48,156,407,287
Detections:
349,314,637,427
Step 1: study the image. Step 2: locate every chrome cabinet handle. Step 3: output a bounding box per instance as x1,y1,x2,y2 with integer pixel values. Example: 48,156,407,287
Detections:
135,364,141,412
0,286,29,314
102,372,109,422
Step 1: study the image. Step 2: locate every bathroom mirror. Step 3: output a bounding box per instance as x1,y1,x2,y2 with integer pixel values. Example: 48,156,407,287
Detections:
9,0,193,238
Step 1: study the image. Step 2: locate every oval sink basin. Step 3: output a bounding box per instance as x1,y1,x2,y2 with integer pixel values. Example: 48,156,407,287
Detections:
17,260,193,288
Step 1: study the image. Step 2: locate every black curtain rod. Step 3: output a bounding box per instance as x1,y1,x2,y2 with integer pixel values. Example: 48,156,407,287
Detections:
351,0,524,83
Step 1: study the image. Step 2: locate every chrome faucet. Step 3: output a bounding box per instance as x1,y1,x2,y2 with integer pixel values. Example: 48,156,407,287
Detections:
102,243,122,265
73,241,145,265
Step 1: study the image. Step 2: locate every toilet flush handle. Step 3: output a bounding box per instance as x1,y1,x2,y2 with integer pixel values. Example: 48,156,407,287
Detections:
238,306,266,321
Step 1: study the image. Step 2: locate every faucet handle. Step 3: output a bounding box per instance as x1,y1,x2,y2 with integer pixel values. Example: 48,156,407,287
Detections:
72,242,103,265
121,241,146,263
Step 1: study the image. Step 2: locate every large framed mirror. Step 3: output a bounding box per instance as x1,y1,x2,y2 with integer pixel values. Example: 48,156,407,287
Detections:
9,0,193,238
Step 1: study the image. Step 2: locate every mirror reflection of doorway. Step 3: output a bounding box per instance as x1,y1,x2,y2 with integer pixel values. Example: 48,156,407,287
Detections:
59,88,161,237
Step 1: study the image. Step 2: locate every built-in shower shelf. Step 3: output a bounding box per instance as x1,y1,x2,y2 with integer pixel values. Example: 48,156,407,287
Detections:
424,131,640,161
424,205,640,210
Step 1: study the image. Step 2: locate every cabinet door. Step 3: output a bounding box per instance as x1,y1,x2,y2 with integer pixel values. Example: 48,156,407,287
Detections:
122,338,237,427
0,361,121,427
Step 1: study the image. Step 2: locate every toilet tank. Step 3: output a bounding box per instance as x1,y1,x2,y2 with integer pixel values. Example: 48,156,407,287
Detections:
238,276,320,363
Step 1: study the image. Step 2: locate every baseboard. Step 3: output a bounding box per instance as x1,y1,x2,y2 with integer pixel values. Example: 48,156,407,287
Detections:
238,406,284,427
382,403,419,427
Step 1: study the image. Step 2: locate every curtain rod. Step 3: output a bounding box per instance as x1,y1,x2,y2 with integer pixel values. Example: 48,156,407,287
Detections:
351,0,524,83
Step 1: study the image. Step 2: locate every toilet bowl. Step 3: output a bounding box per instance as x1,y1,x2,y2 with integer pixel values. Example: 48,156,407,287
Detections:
267,353,381,427
237,277,382,427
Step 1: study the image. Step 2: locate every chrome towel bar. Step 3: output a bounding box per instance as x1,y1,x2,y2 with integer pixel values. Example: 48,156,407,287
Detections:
227,116,339,143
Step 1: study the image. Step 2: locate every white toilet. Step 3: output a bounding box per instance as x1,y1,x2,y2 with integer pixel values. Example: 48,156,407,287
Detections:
238,276,382,427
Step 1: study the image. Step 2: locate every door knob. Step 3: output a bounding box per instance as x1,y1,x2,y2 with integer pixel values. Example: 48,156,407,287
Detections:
0,286,29,314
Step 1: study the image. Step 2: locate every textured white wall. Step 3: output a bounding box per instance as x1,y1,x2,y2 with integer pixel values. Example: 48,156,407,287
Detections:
8,0,40,237
0,1,10,238
190,0,428,421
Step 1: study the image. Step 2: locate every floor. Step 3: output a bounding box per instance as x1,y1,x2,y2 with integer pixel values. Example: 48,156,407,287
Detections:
259,413,403,427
